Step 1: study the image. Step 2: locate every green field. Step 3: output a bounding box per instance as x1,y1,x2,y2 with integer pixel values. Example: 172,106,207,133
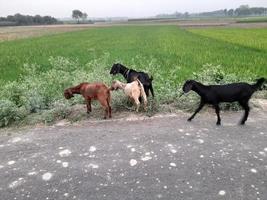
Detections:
237,17,267,23
1,25,267,83
0,25,267,126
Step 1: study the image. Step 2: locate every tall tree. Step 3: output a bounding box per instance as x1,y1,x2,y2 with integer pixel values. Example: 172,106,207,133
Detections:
235,5,250,16
82,13,88,22
227,9,234,16
72,10,83,23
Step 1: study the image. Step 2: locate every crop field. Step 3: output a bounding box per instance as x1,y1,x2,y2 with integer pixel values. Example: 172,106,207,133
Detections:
1,25,267,82
0,25,266,126
236,16,267,23
188,28,267,51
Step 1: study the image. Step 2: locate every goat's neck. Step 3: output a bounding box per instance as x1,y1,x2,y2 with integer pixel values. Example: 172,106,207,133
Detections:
192,82,208,97
70,87,81,95
117,82,127,90
119,65,130,79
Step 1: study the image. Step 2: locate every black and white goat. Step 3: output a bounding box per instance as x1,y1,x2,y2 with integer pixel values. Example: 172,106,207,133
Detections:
110,63,154,98
181,78,266,125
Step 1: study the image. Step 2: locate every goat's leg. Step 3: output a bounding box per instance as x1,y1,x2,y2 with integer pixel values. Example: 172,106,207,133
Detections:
86,98,92,114
239,101,250,125
144,86,149,97
99,99,109,119
143,98,148,111
149,84,155,98
107,97,112,118
134,97,140,112
214,104,221,125
188,101,205,121
108,106,112,118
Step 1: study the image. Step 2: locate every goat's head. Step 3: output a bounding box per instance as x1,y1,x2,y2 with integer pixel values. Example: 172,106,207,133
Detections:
182,80,194,93
256,77,267,90
64,89,74,99
110,63,121,75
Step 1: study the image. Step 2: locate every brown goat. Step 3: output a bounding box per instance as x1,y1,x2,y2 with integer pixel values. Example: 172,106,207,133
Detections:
64,82,112,119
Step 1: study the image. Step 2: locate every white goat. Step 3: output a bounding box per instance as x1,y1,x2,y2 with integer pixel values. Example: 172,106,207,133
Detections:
111,79,147,112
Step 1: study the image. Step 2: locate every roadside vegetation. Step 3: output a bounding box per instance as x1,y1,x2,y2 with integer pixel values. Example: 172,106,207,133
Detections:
0,25,266,127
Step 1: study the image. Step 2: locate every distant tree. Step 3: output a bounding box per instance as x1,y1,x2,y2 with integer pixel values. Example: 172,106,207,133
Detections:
223,9,227,16
6,15,15,22
72,10,83,23
14,13,26,25
235,5,250,16
33,15,43,24
250,7,266,15
184,12,189,18
82,12,88,22
174,11,182,18
227,9,234,16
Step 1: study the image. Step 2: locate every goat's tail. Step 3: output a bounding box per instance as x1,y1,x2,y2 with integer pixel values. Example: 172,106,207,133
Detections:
136,79,148,108
252,77,266,91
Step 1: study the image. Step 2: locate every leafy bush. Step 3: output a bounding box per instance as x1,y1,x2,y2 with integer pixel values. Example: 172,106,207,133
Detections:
0,56,265,128
0,54,113,127
0,100,26,127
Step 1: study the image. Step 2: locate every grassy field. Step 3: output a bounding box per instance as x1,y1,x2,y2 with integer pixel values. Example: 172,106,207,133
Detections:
0,25,267,82
188,28,267,51
237,16,267,23
0,25,266,126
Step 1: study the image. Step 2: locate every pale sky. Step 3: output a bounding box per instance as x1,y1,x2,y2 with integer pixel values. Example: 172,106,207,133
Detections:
0,0,267,18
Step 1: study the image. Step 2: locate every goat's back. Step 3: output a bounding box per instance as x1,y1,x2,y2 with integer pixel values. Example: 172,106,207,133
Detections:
128,71,151,86
124,81,141,97
209,83,254,102
81,83,109,98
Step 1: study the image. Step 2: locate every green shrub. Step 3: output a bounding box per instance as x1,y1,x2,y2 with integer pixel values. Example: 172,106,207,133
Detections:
0,56,264,128
0,100,27,127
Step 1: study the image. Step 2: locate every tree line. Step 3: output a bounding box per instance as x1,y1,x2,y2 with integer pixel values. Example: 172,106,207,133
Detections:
198,5,267,17
0,14,60,26
156,5,267,19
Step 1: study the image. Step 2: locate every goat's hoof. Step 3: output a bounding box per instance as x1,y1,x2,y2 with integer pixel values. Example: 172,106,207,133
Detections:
216,122,221,126
240,122,246,125
187,118,192,122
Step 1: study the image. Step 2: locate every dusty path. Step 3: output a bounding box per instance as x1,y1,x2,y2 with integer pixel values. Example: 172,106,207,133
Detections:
0,110,266,200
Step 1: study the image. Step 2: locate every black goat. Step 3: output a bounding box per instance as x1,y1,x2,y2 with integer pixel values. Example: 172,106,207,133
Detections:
181,78,266,125
110,63,154,97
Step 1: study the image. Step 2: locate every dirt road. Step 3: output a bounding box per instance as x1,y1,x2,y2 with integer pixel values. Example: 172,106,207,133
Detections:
0,110,266,200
